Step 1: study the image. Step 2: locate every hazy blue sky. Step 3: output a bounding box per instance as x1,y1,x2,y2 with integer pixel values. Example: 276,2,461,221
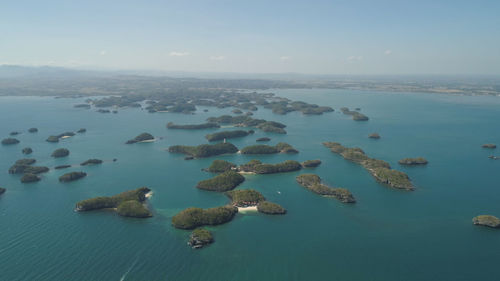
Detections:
1,0,499,75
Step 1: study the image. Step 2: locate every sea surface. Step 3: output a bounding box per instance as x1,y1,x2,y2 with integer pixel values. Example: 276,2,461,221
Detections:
1,89,500,281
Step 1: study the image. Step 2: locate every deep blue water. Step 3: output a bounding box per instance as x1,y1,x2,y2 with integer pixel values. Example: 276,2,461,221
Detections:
0,89,499,281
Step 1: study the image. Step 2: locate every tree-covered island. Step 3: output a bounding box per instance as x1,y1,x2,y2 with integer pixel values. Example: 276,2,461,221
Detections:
168,142,238,158
75,187,152,218
126,133,155,144
323,142,414,190
196,171,245,192
296,174,356,203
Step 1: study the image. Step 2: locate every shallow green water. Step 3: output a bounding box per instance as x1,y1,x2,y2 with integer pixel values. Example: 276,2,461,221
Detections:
1,89,499,281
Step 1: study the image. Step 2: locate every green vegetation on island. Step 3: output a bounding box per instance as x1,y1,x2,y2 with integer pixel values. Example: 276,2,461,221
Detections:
206,115,287,134
197,171,245,192
80,159,103,166
59,171,87,182
126,132,154,144
240,142,298,154
296,174,356,203
22,147,33,154
204,160,236,173
54,165,71,170
51,148,70,158
46,136,59,142
369,133,380,139
472,215,500,228
116,200,153,218
225,189,266,206
257,201,287,215
21,173,41,183
10,131,20,136
2,138,20,145
398,157,428,165
301,159,322,168
323,142,414,190
205,130,251,142
167,122,220,130
28,128,38,133
77,128,86,133
256,137,271,142
239,160,302,174
171,205,238,229
168,142,238,158
189,228,214,249
340,107,369,121
75,187,152,218
8,159,49,174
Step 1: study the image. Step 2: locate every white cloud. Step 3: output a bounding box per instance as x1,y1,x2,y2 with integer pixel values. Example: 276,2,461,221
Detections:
384,49,392,55
209,55,225,61
100,50,107,56
169,51,190,57
280,56,291,61
347,56,363,61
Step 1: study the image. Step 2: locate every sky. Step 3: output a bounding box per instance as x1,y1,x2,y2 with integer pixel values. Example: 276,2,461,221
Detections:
1,0,500,75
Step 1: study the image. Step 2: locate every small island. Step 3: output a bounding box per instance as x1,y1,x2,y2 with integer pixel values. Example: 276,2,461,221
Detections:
9,159,49,174
323,142,414,190
171,205,238,229
204,160,236,173
369,133,380,139
398,157,428,165
257,201,287,215
482,144,497,149
168,142,238,158
51,148,70,158
167,122,220,130
205,130,251,142
77,128,86,133
75,187,152,218
46,136,59,143
189,228,214,249
239,159,302,174
54,165,72,170
197,171,245,192
2,138,20,145
10,131,20,136
296,174,356,203
301,159,322,168
28,128,38,133
59,171,87,182
0,187,6,195
21,173,41,183
256,137,271,142
206,115,287,134
80,159,103,166
226,189,266,207
22,147,33,155
240,142,298,154
126,133,155,144
340,107,369,121
472,215,500,228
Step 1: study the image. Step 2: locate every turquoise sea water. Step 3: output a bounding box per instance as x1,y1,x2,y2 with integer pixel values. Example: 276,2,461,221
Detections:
1,89,500,281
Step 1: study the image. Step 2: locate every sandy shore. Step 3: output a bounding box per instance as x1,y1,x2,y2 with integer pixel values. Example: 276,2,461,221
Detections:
238,171,256,175
139,139,156,143
238,206,258,213
60,136,72,139
145,191,153,199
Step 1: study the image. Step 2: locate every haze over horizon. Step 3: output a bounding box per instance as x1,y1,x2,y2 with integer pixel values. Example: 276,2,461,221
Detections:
2,0,500,76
